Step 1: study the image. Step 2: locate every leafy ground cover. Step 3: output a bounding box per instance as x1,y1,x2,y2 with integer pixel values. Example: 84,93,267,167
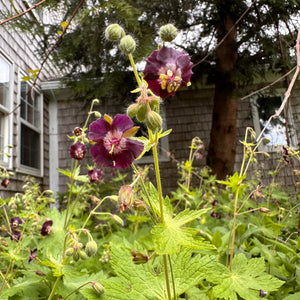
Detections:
0,23,300,300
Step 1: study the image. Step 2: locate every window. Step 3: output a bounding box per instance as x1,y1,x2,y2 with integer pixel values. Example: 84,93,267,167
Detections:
0,55,12,165
250,93,297,150
19,81,43,172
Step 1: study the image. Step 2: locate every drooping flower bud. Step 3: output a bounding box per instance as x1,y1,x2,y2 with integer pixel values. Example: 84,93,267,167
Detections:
105,24,123,41
259,207,271,213
146,110,162,131
111,214,124,226
91,282,105,295
132,200,147,212
127,103,139,118
119,35,136,54
159,24,178,42
65,247,74,256
131,250,149,264
118,185,134,213
136,103,148,122
79,250,87,260
85,240,98,257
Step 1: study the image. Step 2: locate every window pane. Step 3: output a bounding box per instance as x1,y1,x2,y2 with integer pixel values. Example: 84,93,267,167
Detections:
0,57,10,107
256,96,287,145
21,124,40,169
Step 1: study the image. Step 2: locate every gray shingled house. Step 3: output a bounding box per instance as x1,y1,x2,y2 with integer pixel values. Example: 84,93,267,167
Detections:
1,0,299,199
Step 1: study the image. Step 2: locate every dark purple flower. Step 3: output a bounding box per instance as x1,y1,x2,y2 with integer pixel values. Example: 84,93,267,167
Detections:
259,290,268,298
69,142,87,160
10,217,23,229
28,248,37,263
88,114,144,169
210,212,221,219
11,231,21,241
212,200,219,206
88,168,103,183
143,46,193,99
41,220,53,236
1,178,9,188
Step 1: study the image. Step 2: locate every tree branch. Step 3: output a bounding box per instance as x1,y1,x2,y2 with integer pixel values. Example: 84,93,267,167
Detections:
193,0,257,68
256,27,300,142
0,0,48,26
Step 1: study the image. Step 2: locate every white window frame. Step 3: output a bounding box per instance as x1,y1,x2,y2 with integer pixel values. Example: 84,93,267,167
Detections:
17,75,44,177
0,52,13,169
250,89,298,152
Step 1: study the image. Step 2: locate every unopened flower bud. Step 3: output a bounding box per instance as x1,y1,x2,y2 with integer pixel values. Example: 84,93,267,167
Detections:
91,281,105,295
118,185,134,213
136,103,148,122
1,178,10,188
146,110,162,131
119,35,136,54
105,24,123,41
94,111,102,118
127,103,139,118
92,98,99,105
65,247,74,256
131,250,149,264
132,200,147,212
262,137,271,145
159,24,178,42
259,207,270,213
263,152,270,159
73,249,80,261
79,250,87,260
85,240,98,257
111,214,124,226
149,96,160,110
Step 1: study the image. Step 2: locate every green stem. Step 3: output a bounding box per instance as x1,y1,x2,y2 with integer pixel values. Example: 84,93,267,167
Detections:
79,196,112,234
128,53,142,87
132,164,159,223
168,255,176,299
163,255,172,300
64,160,78,229
229,187,240,271
153,144,164,222
64,281,91,299
47,276,61,300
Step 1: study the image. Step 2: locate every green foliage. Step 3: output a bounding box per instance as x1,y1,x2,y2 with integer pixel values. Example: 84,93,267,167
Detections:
207,253,284,300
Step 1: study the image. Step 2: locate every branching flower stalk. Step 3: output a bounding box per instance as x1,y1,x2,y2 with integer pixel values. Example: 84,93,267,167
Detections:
121,31,173,300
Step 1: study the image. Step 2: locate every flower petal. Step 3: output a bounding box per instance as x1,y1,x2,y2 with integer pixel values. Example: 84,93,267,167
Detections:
111,114,134,133
89,118,111,141
91,143,115,168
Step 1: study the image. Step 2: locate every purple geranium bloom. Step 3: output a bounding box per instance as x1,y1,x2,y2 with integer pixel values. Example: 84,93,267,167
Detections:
69,142,87,160
41,220,53,236
88,114,144,169
28,248,38,263
11,231,21,241
10,217,23,229
1,178,9,188
143,46,193,99
88,167,103,183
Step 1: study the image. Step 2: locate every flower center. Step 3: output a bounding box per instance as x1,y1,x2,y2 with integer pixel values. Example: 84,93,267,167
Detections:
103,130,126,154
159,69,181,93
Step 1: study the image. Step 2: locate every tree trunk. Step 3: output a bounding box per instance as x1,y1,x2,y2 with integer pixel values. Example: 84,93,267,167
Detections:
207,14,238,179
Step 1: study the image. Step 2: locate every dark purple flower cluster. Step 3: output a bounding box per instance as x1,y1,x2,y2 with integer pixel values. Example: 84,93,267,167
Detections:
41,220,53,236
88,168,103,183
69,142,87,160
143,46,193,99
89,114,144,169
